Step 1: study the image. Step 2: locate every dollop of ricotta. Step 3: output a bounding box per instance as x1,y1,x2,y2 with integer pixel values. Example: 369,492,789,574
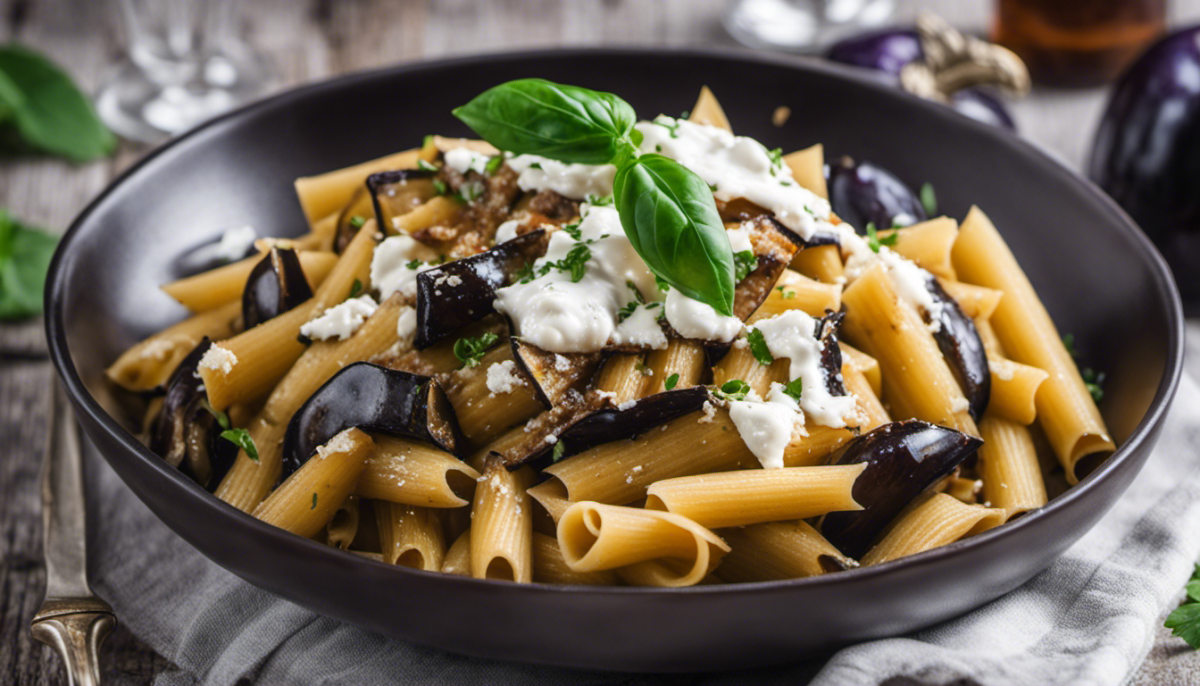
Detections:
486,360,525,395
371,234,440,300
198,345,237,375
396,305,417,342
664,288,742,342
443,148,491,174
728,383,805,470
749,310,859,428
300,295,378,341
506,155,616,200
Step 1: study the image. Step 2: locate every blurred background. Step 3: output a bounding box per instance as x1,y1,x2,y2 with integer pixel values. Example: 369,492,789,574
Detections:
2,0,1200,683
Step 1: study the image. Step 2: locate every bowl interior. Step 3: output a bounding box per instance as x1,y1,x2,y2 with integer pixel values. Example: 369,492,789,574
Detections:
46,48,1183,671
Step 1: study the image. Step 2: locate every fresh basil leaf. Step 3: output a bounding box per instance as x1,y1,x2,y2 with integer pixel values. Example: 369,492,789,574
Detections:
733,250,758,282
0,45,115,161
664,372,679,390
221,428,259,462
452,78,637,165
783,377,803,401
614,154,734,316
0,210,58,319
746,328,773,366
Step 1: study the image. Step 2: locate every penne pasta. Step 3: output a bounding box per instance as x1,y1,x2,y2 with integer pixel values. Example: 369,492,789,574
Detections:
688,85,732,131
325,494,362,550
161,251,338,313
470,460,534,582
639,340,706,395
861,493,1005,566
783,144,827,199
880,217,958,280
442,345,544,445
952,206,1114,481
294,148,423,226
977,416,1048,519
939,279,1003,321
357,436,480,508
531,532,618,585
375,501,446,571
716,521,854,582
252,428,372,538
106,299,241,392
748,269,841,322
789,244,844,284
987,356,1049,425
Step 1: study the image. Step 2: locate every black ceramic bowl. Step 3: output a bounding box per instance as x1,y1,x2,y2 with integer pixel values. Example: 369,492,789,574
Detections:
46,48,1182,672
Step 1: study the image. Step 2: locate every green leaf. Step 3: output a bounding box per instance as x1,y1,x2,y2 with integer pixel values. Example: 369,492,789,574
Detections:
733,250,758,282
199,398,231,430
347,278,363,300
1167,603,1200,649
454,332,500,368
349,215,366,228
782,377,804,401
485,155,505,175
311,493,318,510
221,428,259,462
713,379,751,402
0,44,115,161
613,154,734,316
551,439,567,462
664,372,679,391
452,78,637,165
0,210,58,319
746,328,773,366
920,182,938,217
865,222,897,253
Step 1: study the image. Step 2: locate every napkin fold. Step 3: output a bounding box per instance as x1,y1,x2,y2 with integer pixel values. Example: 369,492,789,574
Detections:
85,365,1200,686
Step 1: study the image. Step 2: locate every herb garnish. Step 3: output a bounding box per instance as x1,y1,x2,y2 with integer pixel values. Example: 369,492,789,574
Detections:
920,182,938,216
311,493,318,510
405,259,421,270
417,159,438,172
865,222,899,253
457,181,484,203
454,332,500,368
541,241,592,282
1063,333,1106,404
665,373,680,390
432,179,448,196
347,279,363,299
453,79,735,316
775,285,796,300
514,261,536,284
586,194,614,207
561,221,583,240
1166,564,1200,649
0,210,58,319
766,146,783,171
202,399,259,461
733,250,758,282
484,155,505,175
713,379,752,402
746,328,773,366
617,301,640,323
652,115,683,138
782,377,803,401
349,215,367,228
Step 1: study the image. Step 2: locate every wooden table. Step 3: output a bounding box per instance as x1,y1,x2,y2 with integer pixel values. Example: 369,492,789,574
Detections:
2,1,1199,683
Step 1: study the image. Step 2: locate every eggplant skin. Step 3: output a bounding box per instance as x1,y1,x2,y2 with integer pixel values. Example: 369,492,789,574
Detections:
242,247,313,329
925,278,990,420
543,387,710,462
150,337,213,466
281,362,463,479
826,156,927,231
414,230,547,349
821,420,983,559
1088,26,1200,306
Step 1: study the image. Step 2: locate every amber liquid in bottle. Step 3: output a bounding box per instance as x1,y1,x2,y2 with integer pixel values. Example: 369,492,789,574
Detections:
992,0,1166,87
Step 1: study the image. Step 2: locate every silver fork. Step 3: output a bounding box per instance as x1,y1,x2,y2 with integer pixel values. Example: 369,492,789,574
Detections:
30,381,116,686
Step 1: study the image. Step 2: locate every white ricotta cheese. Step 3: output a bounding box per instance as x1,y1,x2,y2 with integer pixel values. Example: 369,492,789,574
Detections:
749,310,860,429
495,219,522,244
664,288,742,342
443,147,491,175
371,234,440,300
729,384,804,470
188,225,257,265
300,295,378,341
506,154,616,200
486,360,525,395
198,345,237,375
396,306,417,342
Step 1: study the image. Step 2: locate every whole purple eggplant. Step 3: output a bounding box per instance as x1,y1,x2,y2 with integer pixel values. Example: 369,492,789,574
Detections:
827,28,1018,131
1088,26,1200,306
826,156,927,229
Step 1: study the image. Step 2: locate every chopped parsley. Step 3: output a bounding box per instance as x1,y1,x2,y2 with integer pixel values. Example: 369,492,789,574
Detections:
746,328,773,366
541,242,592,282
733,250,759,282
453,332,500,368
635,359,653,377
405,259,421,270
775,285,796,300
514,261,536,284
347,279,363,299
348,215,367,228
617,300,640,323
655,144,663,152
220,428,259,463
655,276,670,292
200,398,230,430
432,179,448,196
665,373,679,390
1062,333,1077,357
585,194,614,207
652,115,683,138
561,220,582,240
551,439,567,462
920,182,938,216
865,222,899,253
311,493,318,510
766,146,783,171
457,180,484,203
528,162,542,170
679,110,691,119
1166,564,1200,649
713,379,752,402
417,159,438,172
485,155,505,175
782,377,803,401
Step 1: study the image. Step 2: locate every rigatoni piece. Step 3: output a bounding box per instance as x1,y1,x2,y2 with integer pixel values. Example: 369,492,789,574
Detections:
644,464,864,529
375,501,446,570
939,279,1003,320
860,493,1005,566
252,428,372,538
441,530,472,576
105,300,241,392
712,344,789,399
977,416,1048,518
294,148,423,225
717,521,853,582
161,251,337,313
987,357,1049,425
442,345,543,445
748,270,841,322
325,495,361,549
844,366,889,431
557,502,728,587
784,144,827,199
470,460,534,582
593,353,646,405
840,342,881,398
391,196,462,235
790,244,843,284
639,340,706,396
356,436,480,507
880,217,958,280
527,479,573,526
952,206,1114,482
687,86,731,131
531,532,617,585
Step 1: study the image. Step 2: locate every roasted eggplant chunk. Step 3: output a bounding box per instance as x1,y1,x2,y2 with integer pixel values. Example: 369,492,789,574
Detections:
281,362,462,478
816,310,848,396
821,420,982,559
367,168,437,236
414,230,547,349
510,338,604,407
242,246,313,329
924,277,990,420
333,186,375,253
148,338,237,489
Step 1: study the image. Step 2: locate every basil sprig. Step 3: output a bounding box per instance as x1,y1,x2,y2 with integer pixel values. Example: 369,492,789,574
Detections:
453,79,735,316
0,210,58,319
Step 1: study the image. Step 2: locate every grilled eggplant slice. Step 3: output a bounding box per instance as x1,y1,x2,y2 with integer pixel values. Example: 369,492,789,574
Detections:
367,169,437,235
243,247,313,329
148,338,237,489
414,230,547,349
821,420,983,559
333,185,376,253
281,362,462,478
817,310,848,396
510,338,604,407
925,277,990,420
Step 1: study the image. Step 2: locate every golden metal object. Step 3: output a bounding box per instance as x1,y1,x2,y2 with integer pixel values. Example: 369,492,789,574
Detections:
900,13,1032,103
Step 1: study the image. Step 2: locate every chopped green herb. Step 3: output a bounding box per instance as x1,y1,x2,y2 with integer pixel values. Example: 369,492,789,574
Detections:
714,379,752,402
417,159,438,172
679,110,691,120
432,179,447,195
457,181,484,203
746,328,773,366
528,162,542,170
221,428,259,462
617,300,640,323
514,261,536,284
775,285,796,300
543,241,592,282
920,182,938,216
405,259,421,270
665,373,680,390
453,332,500,368
349,215,367,228
655,144,662,152
652,115,683,138
865,222,899,253
708,183,719,193
561,220,583,240
199,398,231,430
766,146,783,170
1062,333,1077,358
1083,367,1106,403
782,377,803,401
733,250,758,282
311,493,318,510
484,155,505,175
551,440,567,462
635,360,653,377
585,193,614,207
1167,565,1200,649
422,134,434,148
347,279,363,299
626,280,646,304
655,276,670,292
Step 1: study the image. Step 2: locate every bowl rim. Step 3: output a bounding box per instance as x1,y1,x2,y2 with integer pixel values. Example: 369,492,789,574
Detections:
45,45,1185,597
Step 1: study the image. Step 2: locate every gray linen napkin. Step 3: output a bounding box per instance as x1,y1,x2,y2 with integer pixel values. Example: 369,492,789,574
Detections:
84,351,1200,686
